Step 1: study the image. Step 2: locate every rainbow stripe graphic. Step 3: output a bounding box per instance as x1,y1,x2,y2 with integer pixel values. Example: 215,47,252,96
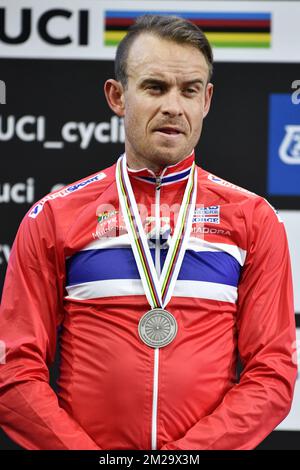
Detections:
104,11,271,48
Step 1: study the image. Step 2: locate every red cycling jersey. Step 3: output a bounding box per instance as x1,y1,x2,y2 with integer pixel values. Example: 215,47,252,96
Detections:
0,152,297,449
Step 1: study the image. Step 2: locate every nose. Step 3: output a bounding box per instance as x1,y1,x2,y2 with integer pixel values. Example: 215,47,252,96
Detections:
160,88,183,117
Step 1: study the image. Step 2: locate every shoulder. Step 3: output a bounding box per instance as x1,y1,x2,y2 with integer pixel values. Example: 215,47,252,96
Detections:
198,167,258,202
27,163,116,220
197,166,282,230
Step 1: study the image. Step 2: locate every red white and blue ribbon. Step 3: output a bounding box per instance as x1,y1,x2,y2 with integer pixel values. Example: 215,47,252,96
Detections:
116,154,197,309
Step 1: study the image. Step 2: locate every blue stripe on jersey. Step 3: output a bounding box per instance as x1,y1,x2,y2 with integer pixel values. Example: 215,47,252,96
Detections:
66,248,240,288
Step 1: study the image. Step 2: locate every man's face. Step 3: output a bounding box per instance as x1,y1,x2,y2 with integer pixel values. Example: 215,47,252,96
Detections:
111,33,213,170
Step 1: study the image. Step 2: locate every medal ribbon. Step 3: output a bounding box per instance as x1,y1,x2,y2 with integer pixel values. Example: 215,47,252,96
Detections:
116,154,197,309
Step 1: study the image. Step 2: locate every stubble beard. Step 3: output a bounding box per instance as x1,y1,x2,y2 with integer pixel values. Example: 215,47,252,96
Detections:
125,131,196,173
126,143,188,173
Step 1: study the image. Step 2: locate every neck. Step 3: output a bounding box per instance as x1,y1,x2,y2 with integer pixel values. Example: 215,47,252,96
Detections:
126,159,164,175
126,153,188,176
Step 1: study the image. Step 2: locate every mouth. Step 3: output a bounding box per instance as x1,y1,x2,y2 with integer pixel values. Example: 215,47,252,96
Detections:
155,127,183,136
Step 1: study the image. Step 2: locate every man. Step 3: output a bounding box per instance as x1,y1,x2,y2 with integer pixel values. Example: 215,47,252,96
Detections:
0,15,297,450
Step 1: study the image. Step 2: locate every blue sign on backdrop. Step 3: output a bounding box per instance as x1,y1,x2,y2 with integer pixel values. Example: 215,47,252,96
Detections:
268,94,300,195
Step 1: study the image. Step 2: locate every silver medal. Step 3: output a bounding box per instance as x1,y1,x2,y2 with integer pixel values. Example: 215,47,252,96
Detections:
138,308,178,348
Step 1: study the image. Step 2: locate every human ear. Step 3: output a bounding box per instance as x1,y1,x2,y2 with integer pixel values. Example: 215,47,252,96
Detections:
104,79,125,117
203,82,214,118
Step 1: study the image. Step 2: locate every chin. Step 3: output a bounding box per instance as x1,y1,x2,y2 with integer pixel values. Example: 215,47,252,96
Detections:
155,151,185,166
152,145,183,159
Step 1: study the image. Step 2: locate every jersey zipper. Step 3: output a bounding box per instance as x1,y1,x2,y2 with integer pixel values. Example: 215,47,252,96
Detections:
151,176,162,450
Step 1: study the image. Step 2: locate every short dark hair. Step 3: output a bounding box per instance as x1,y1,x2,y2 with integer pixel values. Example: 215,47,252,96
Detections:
115,14,213,87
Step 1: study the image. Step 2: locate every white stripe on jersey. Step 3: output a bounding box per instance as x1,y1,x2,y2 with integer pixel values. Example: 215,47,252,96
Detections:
65,279,238,304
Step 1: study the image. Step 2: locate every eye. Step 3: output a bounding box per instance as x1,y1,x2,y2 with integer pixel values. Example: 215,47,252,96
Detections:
184,88,198,95
147,84,163,93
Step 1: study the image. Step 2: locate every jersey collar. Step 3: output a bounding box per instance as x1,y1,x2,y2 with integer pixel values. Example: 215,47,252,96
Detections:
127,151,195,187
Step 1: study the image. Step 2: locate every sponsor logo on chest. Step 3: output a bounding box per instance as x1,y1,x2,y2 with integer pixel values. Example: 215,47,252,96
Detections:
193,205,220,224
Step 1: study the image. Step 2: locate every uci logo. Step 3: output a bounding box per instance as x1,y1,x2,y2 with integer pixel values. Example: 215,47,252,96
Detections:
0,8,88,45
0,178,35,204
279,125,300,165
